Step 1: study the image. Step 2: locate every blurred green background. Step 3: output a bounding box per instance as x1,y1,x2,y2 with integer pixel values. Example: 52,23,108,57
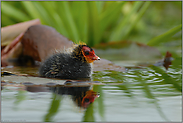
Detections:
1,1,182,47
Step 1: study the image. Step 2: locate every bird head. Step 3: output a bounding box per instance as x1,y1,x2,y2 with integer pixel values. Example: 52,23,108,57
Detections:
72,44,100,63
81,90,100,108
81,45,100,63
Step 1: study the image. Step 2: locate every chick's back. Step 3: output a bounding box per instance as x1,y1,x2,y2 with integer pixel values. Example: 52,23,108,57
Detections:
39,53,91,79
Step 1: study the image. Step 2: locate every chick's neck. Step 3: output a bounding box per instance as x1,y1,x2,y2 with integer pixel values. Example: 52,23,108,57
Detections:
71,45,87,63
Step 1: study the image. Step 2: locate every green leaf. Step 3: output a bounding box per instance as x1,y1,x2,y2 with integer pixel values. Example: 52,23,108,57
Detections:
82,103,95,122
151,66,182,92
44,94,62,122
21,1,43,21
56,2,80,42
32,2,53,26
1,14,15,27
69,1,89,43
93,85,105,121
95,1,104,14
109,1,143,41
87,1,100,46
122,1,151,40
14,90,27,105
139,75,170,121
100,1,125,43
40,2,69,37
1,2,30,22
147,24,182,46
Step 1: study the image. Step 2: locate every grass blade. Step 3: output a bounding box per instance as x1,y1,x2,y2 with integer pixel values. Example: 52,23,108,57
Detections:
93,85,105,121
44,94,62,122
1,2,30,22
109,1,143,41
87,1,100,46
1,14,15,27
99,1,125,43
40,2,69,37
14,90,27,105
147,24,182,46
95,1,104,14
32,2,53,25
61,1,80,42
82,103,95,122
21,1,43,22
122,1,151,40
57,1,80,42
69,1,88,43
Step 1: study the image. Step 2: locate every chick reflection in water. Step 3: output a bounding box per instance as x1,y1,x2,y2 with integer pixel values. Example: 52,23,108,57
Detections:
50,84,100,108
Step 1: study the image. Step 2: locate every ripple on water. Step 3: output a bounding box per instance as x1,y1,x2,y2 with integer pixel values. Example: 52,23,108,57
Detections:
146,78,164,84
123,74,138,78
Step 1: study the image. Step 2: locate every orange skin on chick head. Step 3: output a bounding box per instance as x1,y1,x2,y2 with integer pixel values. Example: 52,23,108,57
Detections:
82,46,100,63
81,90,99,108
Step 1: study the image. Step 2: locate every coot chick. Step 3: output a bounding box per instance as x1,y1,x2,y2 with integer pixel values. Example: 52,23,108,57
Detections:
39,45,100,79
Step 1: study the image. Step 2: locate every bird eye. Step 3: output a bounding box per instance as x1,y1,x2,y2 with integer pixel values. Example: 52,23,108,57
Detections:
84,51,89,55
84,98,90,102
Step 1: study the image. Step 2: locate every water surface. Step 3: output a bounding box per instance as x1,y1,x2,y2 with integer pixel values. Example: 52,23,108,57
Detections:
1,51,182,122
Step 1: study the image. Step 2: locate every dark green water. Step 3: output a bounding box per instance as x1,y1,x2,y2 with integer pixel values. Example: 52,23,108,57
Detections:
1,51,182,122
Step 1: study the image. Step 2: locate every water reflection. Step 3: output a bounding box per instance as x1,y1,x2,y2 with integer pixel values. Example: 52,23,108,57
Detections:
20,82,99,109
50,85,99,108
13,81,99,121
46,84,100,122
